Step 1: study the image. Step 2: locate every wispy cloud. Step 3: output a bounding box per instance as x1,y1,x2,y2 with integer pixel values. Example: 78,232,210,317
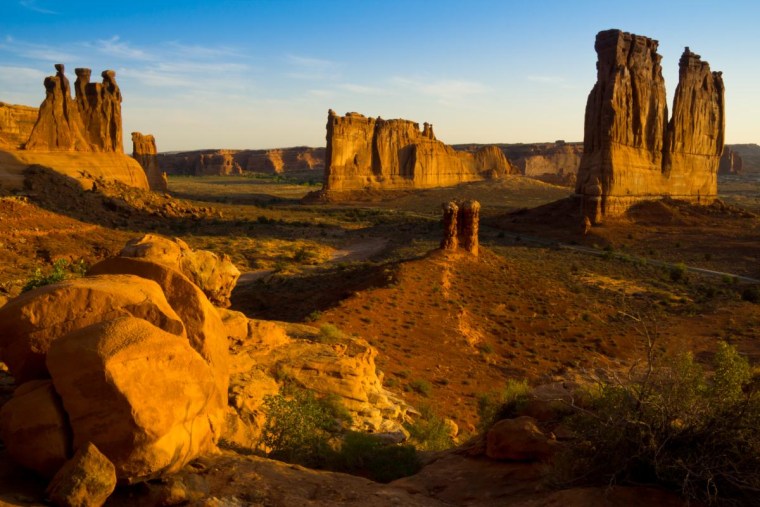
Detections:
392,76,489,102
286,54,335,69
527,75,565,84
0,36,78,62
91,36,152,61
338,83,385,95
19,0,58,15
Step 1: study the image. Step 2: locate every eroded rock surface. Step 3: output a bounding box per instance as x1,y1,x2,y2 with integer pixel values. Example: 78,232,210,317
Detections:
321,110,513,194
131,132,167,191
441,200,480,255
156,147,325,176
575,29,724,222
0,102,38,149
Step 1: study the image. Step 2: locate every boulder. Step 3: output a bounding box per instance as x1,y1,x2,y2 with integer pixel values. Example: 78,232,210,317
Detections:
0,380,70,477
87,256,229,436
46,442,116,507
575,30,724,222
118,234,240,308
46,317,219,483
0,274,185,383
485,416,557,462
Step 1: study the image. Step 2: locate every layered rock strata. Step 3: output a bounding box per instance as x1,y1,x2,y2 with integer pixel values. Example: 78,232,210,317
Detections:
131,132,168,191
156,147,325,176
0,102,38,149
321,110,513,193
575,30,724,222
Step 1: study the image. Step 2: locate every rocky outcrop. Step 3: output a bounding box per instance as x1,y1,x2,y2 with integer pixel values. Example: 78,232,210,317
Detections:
726,144,760,173
156,147,325,176
719,145,743,174
0,102,38,149
0,64,148,191
46,442,117,507
441,200,480,255
321,110,514,193
131,132,167,191
575,30,724,222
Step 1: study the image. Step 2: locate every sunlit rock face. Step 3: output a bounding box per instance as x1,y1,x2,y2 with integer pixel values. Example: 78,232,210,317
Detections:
131,132,167,191
576,29,724,222
322,110,514,193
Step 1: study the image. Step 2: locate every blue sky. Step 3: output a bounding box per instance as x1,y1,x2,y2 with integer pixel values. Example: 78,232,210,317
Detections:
2,0,757,151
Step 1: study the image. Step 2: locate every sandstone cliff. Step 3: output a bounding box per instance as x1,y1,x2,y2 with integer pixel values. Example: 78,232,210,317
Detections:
131,132,167,191
321,110,513,193
575,30,724,222
156,147,324,176
0,64,148,191
726,144,760,173
0,103,38,149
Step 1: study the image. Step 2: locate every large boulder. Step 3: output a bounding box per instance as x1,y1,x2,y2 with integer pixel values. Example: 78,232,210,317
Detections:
46,317,219,483
485,416,557,462
119,234,240,307
87,256,229,436
0,380,70,477
46,442,117,507
0,274,185,383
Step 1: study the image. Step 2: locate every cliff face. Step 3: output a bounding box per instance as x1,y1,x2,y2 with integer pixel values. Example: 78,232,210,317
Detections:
131,132,167,191
502,142,583,179
323,110,512,193
719,146,743,175
0,103,38,149
156,147,324,176
576,30,724,222
0,64,148,191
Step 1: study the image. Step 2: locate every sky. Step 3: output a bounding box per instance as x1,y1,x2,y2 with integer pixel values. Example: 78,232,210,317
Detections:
2,0,758,151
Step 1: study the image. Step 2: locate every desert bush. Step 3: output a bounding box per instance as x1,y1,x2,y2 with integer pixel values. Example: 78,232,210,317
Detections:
329,431,421,483
259,388,335,467
476,379,531,432
405,404,454,451
741,285,760,303
23,258,87,292
407,379,432,397
317,323,343,343
555,341,759,506
669,262,687,282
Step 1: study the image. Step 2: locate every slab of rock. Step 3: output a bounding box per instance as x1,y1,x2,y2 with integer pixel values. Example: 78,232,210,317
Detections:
321,110,513,194
46,442,116,507
0,274,185,383
486,416,557,461
131,132,167,191
46,317,219,483
575,29,724,222
0,380,70,477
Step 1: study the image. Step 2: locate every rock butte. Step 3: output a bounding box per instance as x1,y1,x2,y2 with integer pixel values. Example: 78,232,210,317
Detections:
576,29,725,222
319,110,516,194
0,64,149,191
131,132,168,191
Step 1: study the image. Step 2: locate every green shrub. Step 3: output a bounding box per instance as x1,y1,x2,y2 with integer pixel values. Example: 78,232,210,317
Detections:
259,388,334,467
476,379,531,432
555,342,759,505
317,324,343,344
305,310,323,322
669,262,687,282
23,258,87,292
330,431,421,483
741,285,760,304
407,379,432,397
405,404,453,451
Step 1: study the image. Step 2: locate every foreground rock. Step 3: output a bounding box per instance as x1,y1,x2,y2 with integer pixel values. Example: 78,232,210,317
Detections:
317,110,515,195
46,442,116,507
576,29,724,222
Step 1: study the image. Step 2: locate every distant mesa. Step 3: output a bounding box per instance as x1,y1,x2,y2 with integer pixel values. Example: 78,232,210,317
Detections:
576,29,725,223
316,109,517,196
156,147,325,176
719,145,742,175
0,64,149,191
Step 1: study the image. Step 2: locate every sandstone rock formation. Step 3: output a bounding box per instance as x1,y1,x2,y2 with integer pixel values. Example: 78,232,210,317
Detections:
0,64,149,192
575,30,724,222
719,146,743,174
485,416,558,461
46,442,117,507
156,147,325,176
320,110,514,193
131,132,167,191
0,102,38,149
441,200,480,255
